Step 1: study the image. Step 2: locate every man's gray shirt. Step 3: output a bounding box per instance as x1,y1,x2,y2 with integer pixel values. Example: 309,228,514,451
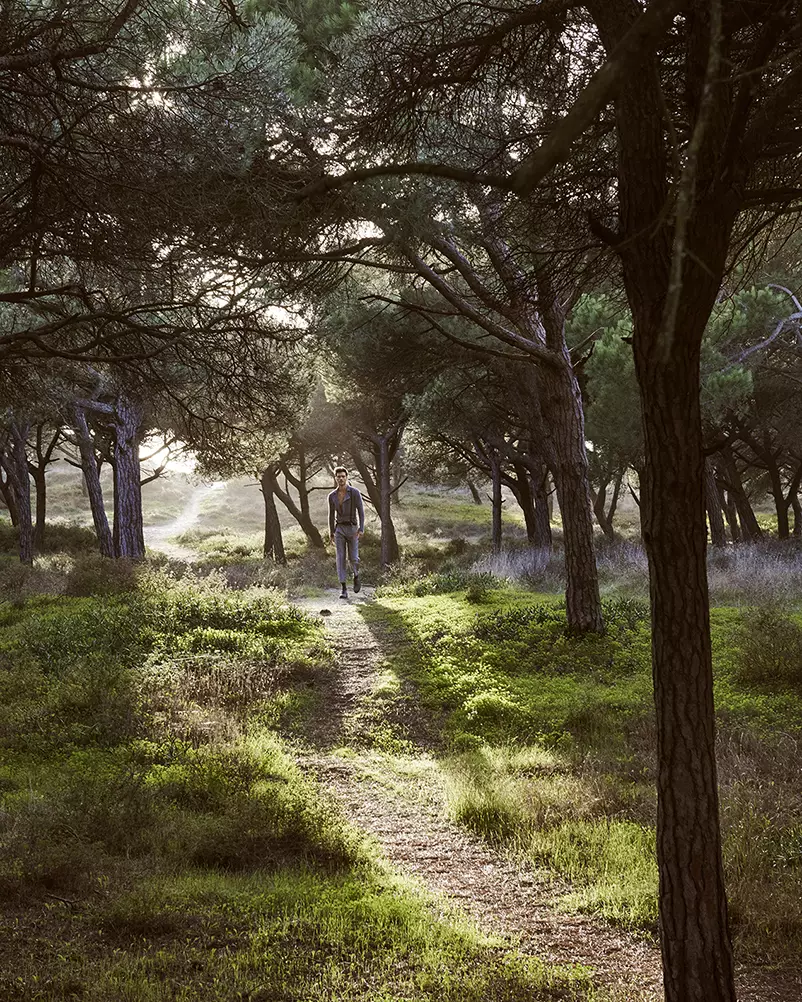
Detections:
328,485,365,536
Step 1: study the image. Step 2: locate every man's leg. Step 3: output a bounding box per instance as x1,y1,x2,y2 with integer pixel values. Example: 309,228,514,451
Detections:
348,530,361,592
335,531,348,596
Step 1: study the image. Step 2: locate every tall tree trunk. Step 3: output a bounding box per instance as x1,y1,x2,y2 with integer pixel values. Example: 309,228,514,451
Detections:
112,397,145,560
260,468,286,564
635,329,733,1002
72,409,115,558
705,457,727,548
489,456,502,554
540,361,603,634
467,477,482,505
2,422,34,564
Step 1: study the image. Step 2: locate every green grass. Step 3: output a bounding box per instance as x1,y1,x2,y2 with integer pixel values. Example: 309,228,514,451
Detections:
0,562,603,1002
362,586,802,959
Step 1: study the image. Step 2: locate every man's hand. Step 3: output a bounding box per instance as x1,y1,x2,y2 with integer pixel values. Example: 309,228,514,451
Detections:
330,535,335,545
358,530,364,539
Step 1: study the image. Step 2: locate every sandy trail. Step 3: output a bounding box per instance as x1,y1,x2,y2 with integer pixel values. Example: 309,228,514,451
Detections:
144,482,225,560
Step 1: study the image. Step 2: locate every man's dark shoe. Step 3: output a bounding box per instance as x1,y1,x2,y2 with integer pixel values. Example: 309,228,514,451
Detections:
340,584,348,599
353,574,361,593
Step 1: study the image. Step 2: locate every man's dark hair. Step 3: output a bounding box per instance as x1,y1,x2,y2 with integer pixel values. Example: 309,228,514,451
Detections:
334,466,348,476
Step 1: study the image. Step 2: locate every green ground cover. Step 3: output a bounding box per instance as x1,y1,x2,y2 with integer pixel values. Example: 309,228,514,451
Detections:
363,586,802,962
0,562,600,1002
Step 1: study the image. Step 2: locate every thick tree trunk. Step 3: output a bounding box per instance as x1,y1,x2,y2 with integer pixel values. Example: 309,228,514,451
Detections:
636,337,733,1002
73,409,115,558
112,397,145,560
490,456,502,554
2,422,34,564
705,458,727,548
540,361,603,634
260,469,286,564
467,478,482,505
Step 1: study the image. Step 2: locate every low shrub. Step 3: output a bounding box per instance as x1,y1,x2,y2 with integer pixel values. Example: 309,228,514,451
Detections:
735,605,802,688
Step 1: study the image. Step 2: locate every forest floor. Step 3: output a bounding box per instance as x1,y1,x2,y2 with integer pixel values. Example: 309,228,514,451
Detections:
143,482,225,560
295,588,802,1002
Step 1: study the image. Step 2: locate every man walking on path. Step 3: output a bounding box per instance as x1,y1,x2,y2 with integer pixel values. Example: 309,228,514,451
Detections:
328,466,365,598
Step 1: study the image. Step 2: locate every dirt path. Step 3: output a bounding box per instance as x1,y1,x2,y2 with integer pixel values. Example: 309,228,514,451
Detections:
144,482,224,560
297,591,802,1002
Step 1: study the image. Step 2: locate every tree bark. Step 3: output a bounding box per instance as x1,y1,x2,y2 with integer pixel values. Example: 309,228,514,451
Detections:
272,461,325,548
792,493,802,538
540,360,603,633
719,446,762,543
112,397,145,560
0,463,20,526
351,436,400,567
467,477,482,505
705,457,727,548
1,421,34,564
489,455,503,554
72,409,115,558
260,468,286,564
533,468,553,552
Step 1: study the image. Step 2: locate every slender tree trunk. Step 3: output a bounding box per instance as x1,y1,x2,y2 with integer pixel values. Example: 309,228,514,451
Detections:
351,440,400,568
260,469,286,564
512,462,538,543
719,446,762,543
2,422,34,564
722,491,741,544
0,466,20,526
768,466,790,540
378,433,396,568
490,456,502,554
272,462,325,548
467,477,482,505
792,494,802,538
540,361,603,634
31,467,47,550
532,469,553,553
705,458,727,548
73,409,115,558
112,397,145,560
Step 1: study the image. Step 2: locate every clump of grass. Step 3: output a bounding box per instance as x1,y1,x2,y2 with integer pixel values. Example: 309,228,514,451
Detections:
733,604,802,688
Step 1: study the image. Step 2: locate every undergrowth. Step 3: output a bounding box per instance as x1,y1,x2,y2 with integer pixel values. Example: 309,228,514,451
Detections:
362,586,802,961
0,562,601,1002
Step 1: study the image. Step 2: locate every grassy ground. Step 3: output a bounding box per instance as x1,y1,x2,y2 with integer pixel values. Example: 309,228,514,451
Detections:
359,582,802,964
0,553,602,1002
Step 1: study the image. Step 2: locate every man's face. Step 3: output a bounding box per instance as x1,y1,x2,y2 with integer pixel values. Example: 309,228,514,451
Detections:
336,472,348,488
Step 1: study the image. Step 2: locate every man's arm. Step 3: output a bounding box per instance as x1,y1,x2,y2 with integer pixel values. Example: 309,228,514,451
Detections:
355,489,365,533
328,493,336,539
